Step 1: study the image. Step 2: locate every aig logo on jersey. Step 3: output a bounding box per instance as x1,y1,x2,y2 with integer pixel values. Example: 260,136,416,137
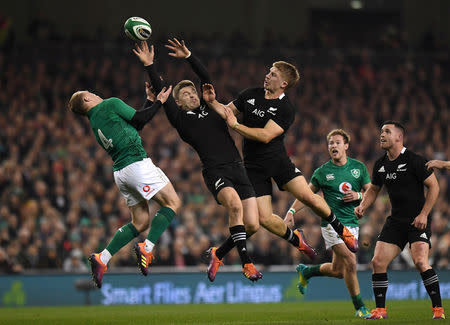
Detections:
339,182,352,193
251,106,278,117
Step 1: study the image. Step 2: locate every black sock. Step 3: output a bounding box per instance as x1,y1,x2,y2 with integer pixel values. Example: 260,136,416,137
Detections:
216,231,254,260
421,268,442,307
230,225,251,266
283,227,299,247
372,273,388,308
326,212,344,236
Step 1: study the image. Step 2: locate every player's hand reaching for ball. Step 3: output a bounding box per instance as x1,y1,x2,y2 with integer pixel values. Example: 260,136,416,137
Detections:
156,86,172,104
133,41,154,66
165,38,191,59
202,84,216,103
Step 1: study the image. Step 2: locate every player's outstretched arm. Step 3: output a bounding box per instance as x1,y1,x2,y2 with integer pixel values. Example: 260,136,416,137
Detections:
130,86,172,130
426,159,450,170
166,38,212,85
354,184,381,219
284,183,318,228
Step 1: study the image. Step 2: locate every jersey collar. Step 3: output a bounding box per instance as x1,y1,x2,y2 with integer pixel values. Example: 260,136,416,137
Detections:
401,147,407,154
278,93,285,100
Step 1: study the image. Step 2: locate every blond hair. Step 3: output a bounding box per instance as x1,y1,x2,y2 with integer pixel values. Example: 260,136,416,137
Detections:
173,80,196,100
273,61,300,90
327,129,351,144
68,91,87,115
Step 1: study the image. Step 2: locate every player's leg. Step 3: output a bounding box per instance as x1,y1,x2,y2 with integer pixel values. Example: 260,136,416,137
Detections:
283,175,358,252
257,197,316,259
410,241,445,319
366,241,401,319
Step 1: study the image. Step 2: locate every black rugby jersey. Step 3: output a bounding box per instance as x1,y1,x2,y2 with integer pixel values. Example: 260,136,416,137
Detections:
145,56,241,169
233,88,295,161
372,147,433,223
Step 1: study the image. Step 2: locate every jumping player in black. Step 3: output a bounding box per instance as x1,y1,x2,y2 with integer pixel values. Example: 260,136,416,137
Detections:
133,40,316,281
355,121,445,320
203,62,358,275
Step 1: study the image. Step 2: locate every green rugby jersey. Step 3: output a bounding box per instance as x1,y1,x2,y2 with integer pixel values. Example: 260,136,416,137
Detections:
87,97,147,171
310,158,370,227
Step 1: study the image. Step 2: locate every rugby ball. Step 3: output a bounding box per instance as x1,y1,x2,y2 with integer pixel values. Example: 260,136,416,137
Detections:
124,17,152,41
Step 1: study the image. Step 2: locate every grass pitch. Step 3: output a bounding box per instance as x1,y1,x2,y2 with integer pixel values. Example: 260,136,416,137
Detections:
0,299,447,324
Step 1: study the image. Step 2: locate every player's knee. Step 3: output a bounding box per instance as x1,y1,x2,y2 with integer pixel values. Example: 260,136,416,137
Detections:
227,200,243,218
133,220,149,233
245,220,259,235
166,194,182,215
258,212,272,226
371,256,385,271
413,259,429,272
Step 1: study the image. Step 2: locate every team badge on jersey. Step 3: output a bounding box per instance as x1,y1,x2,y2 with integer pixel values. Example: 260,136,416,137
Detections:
351,169,360,178
339,182,352,193
326,174,335,181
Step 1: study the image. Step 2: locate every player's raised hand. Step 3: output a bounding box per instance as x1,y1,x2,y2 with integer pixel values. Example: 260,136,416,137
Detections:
202,84,216,103
224,106,238,128
411,213,427,230
165,38,191,59
145,82,156,102
343,190,360,202
354,205,364,219
133,41,154,66
156,86,172,104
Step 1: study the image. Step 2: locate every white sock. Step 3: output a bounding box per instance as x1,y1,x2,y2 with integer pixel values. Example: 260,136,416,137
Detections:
100,249,112,265
144,239,155,253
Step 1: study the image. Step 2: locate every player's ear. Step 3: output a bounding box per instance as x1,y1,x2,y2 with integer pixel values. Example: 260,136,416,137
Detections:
281,80,288,89
344,143,349,151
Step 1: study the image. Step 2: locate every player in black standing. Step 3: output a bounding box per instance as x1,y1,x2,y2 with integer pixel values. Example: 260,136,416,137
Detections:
203,62,358,272
355,121,445,320
133,40,316,281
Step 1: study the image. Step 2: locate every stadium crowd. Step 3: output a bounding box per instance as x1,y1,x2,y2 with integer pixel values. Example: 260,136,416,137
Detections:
0,25,449,273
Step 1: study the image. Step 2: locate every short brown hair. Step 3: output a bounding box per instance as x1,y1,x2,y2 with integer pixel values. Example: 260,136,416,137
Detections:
273,61,300,90
173,80,196,100
68,91,88,115
327,129,351,144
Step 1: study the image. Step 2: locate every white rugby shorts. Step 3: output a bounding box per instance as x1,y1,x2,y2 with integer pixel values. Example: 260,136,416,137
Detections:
321,224,359,250
113,158,170,206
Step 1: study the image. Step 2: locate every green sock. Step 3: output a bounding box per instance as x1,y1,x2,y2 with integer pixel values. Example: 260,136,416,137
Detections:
351,293,365,310
303,264,323,279
106,223,139,255
147,206,175,243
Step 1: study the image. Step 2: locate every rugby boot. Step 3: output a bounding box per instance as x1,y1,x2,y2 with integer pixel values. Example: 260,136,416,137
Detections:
432,306,445,319
242,263,263,282
293,229,317,259
339,226,359,253
88,253,107,289
134,242,154,276
365,308,388,319
206,247,224,282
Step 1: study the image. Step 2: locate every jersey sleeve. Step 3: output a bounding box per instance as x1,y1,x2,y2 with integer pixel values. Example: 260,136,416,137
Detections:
372,160,383,187
269,102,294,131
187,54,211,85
109,98,136,121
232,88,252,112
310,168,321,190
413,154,433,182
361,163,371,186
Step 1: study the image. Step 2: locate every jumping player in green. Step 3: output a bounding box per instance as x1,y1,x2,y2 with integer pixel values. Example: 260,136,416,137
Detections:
284,129,371,318
68,86,181,288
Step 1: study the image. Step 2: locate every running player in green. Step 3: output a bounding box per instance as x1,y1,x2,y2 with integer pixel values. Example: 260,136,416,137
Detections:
68,86,181,288
284,129,371,318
